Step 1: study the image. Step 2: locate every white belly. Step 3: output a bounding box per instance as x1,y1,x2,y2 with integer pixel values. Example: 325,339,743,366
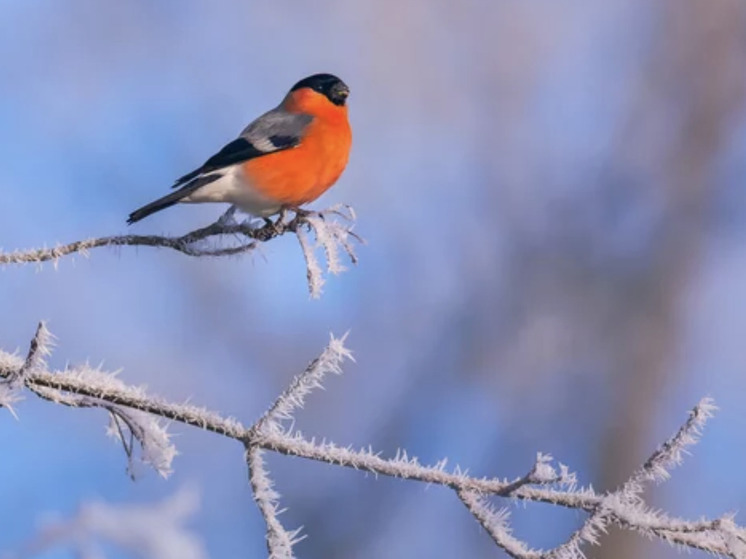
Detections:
181,166,282,217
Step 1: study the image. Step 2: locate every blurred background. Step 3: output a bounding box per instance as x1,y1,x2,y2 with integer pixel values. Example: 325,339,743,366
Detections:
1,1,745,557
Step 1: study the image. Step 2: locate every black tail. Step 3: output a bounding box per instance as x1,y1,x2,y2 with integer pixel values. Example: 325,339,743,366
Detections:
127,189,189,224
126,174,222,225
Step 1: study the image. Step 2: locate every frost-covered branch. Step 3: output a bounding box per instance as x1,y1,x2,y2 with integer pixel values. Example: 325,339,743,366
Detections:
292,206,361,298
247,447,303,559
542,397,720,559
252,332,353,436
0,205,360,298
2,326,743,558
458,490,542,559
0,321,54,416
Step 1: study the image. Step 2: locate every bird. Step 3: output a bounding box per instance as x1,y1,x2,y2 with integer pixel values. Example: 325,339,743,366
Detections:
127,73,352,225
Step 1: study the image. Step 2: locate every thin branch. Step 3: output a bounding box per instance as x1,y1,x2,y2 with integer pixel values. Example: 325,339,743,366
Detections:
247,446,302,559
548,398,719,557
452,454,582,559
498,452,576,496
295,225,325,298
2,326,743,558
631,397,717,486
253,430,592,508
0,359,246,439
458,489,543,559
0,217,284,265
252,333,352,436
0,206,362,298
10,321,53,386
0,321,54,415
292,205,361,298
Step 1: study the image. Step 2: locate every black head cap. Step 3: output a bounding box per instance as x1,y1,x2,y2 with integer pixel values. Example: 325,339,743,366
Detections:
291,73,350,106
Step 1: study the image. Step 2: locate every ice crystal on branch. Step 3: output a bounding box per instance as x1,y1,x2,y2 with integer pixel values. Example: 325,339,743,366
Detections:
247,447,304,559
632,397,717,485
1,326,743,558
0,321,54,416
253,333,353,435
0,205,362,299
292,205,361,298
0,324,177,478
106,405,177,479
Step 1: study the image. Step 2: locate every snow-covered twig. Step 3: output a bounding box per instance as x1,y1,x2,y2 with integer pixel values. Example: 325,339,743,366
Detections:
0,206,361,297
295,226,326,298
247,447,303,559
545,398,719,558
1,326,742,558
293,205,361,298
0,321,54,415
0,355,246,438
632,397,717,486
105,404,177,479
252,333,352,435
458,490,543,559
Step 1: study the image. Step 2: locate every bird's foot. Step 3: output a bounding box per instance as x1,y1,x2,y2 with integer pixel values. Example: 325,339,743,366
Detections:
286,206,319,221
262,207,291,235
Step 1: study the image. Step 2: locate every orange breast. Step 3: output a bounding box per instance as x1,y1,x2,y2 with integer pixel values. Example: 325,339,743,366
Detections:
242,112,352,207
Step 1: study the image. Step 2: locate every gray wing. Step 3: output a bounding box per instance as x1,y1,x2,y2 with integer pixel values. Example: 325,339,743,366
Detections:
240,108,313,150
172,108,313,188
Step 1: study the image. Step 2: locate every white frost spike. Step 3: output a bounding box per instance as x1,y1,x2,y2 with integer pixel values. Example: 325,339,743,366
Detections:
0,321,56,416
0,382,22,417
296,225,325,298
530,453,558,484
16,321,54,384
0,327,742,558
106,406,177,479
632,397,717,486
255,333,353,435
294,207,361,299
547,398,719,558
305,215,344,275
248,447,303,559
22,321,55,371
459,489,544,559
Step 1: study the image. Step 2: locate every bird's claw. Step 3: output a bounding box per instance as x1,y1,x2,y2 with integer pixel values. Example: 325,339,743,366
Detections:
287,206,318,221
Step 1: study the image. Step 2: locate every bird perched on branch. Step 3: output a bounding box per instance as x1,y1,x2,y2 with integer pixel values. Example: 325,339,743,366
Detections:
127,73,352,224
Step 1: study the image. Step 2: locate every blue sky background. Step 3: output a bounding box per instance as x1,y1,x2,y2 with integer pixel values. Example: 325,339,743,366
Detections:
1,2,745,558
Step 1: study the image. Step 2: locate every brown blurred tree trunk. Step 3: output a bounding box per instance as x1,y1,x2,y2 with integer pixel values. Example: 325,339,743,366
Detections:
590,2,746,558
